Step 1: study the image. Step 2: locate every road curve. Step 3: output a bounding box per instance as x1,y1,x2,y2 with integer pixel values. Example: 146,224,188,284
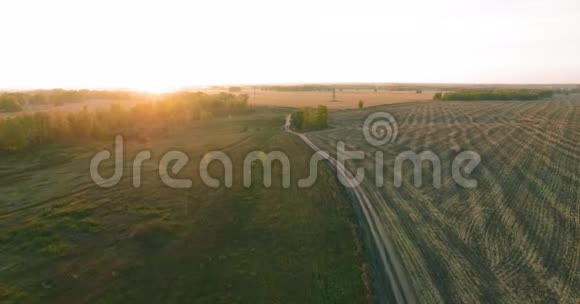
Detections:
287,121,417,304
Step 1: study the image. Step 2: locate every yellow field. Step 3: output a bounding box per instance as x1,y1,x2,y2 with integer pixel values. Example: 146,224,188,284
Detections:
245,89,437,109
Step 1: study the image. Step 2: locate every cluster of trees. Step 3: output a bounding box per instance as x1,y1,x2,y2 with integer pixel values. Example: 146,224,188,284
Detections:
434,90,554,101
290,105,328,131
0,92,250,152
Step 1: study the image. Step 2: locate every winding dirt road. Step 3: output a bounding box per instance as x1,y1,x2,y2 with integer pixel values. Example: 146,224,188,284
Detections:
287,114,417,304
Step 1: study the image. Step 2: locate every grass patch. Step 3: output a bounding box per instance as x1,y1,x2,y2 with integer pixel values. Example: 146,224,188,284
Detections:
0,108,369,303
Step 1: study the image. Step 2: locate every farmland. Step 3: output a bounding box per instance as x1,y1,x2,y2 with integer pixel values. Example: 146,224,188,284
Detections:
0,90,146,119
197,87,438,109
0,99,149,119
2,0,579,302
0,108,369,303
0,89,431,119
1,87,578,303
306,93,579,303
247,90,438,109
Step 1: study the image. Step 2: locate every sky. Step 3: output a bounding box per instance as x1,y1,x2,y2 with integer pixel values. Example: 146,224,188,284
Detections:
1,0,579,92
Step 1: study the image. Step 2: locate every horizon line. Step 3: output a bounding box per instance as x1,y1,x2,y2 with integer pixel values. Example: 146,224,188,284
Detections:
1,81,579,93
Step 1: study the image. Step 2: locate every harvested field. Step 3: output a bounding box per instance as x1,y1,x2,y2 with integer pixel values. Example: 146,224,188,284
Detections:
306,94,580,303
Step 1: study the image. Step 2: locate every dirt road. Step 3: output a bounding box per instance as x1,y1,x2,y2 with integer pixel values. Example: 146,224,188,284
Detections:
288,129,417,304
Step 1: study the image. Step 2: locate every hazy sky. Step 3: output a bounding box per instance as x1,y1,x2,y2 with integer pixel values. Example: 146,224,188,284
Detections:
1,0,579,91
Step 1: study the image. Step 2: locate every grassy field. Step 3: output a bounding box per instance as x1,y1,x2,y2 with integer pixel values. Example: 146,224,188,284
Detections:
0,108,370,303
308,94,579,303
0,99,147,119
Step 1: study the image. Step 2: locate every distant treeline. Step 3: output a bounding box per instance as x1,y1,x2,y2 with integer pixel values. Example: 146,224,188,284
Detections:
290,106,329,131
0,92,250,152
0,89,142,108
434,89,554,101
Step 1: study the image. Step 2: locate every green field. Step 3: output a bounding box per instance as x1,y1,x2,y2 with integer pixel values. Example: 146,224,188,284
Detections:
0,109,369,303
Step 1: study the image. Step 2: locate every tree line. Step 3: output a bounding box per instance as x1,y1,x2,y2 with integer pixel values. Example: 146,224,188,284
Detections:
434,89,554,101
0,92,250,152
290,106,329,131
